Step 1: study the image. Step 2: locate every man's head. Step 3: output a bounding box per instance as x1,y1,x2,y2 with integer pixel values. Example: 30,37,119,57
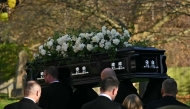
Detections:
24,81,41,103
44,66,59,84
100,76,119,100
161,78,178,97
101,68,117,80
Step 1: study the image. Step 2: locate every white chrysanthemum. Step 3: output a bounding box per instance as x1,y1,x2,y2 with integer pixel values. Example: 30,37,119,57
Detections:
39,45,43,50
56,45,62,52
62,43,68,51
113,39,120,45
40,49,46,55
87,44,93,51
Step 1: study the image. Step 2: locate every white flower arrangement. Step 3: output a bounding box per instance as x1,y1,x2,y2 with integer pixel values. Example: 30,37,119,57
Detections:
34,26,132,61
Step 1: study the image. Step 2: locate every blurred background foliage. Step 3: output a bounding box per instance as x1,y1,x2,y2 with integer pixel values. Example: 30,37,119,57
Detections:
0,42,32,81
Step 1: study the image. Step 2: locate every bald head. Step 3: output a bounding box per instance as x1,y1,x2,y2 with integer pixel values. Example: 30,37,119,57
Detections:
24,81,41,96
101,68,117,79
24,81,41,103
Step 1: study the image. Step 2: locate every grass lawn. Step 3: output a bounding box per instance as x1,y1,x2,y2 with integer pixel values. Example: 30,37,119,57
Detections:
0,93,20,109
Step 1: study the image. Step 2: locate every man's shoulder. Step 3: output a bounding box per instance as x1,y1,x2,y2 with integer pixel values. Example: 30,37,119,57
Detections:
4,102,19,109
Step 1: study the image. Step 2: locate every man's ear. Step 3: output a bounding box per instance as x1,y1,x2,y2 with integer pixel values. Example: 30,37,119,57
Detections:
100,87,103,93
112,88,117,96
36,90,39,96
161,88,164,95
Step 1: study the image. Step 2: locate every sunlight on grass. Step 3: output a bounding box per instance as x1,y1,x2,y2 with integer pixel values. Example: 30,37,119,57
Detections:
0,93,20,109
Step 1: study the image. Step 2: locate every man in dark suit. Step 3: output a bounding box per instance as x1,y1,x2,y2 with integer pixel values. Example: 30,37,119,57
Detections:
81,76,124,109
101,68,141,104
38,66,73,109
146,78,190,109
4,81,42,109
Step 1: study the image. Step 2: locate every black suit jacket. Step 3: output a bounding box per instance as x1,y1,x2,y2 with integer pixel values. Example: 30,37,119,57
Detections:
81,96,125,109
146,96,190,109
114,80,140,104
4,98,41,109
71,88,98,109
38,82,73,109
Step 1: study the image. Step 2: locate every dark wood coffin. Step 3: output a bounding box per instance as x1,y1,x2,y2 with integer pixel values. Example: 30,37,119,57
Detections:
26,47,169,86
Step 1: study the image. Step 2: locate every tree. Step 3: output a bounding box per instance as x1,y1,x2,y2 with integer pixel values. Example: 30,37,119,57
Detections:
0,0,190,66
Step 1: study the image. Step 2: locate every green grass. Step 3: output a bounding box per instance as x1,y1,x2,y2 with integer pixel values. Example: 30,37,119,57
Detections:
167,67,190,95
0,93,20,109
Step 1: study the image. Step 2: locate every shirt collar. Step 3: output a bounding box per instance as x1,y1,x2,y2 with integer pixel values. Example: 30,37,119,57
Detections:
50,80,59,84
99,93,112,101
24,97,35,103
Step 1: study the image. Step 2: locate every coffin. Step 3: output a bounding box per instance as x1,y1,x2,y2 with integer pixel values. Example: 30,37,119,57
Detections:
26,46,169,86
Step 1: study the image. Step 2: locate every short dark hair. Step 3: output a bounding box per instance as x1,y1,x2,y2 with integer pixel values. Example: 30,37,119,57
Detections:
45,66,59,79
100,76,119,92
162,78,177,95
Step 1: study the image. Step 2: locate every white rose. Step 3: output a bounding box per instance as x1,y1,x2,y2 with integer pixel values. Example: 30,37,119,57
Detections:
72,45,78,53
107,30,111,35
62,43,68,51
47,40,53,49
57,37,65,45
87,44,93,51
102,26,107,35
92,36,100,43
39,45,43,50
99,43,104,48
100,39,105,43
105,41,111,50
56,45,62,52
124,42,132,47
79,33,86,38
40,49,46,55
77,43,85,51
50,39,54,42
76,37,82,45
111,29,116,35
124,30,130,37
115,32,120,37
97,32,104,39
33,53,39,59
113,39,120,45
